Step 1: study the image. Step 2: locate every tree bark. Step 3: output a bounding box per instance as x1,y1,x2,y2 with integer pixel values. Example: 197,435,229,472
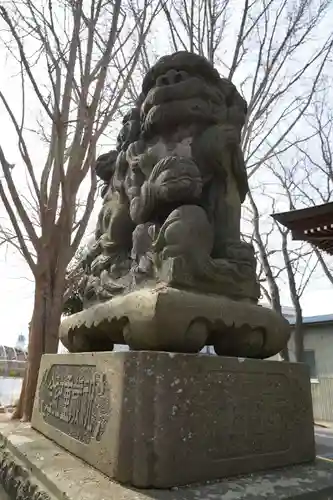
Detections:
293,309,304,363
11,369,26,420
14,273,64,421
248,192,290,361
314,247,333,286
281,230,304,362
20,281,45,420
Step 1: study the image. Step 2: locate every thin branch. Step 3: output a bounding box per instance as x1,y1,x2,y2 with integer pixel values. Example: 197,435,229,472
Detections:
0,181,36,273
0,146,40,252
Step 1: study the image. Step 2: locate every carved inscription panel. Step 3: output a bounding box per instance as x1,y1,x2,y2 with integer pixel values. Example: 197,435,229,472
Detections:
39,364,110,444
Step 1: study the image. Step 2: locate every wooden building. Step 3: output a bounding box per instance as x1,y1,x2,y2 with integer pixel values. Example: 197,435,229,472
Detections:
272,202,333,255
273,202,333,423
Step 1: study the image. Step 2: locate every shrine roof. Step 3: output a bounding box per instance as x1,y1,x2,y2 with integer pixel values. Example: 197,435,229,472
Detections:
272,202,333,256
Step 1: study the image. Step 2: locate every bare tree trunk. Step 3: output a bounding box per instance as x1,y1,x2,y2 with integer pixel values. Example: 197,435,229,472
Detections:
281,230,304,362
293,309,304,363
12,320,31,419
20,280,45,421
314,247,333,286
12,370,26,420
0,0,159,422
248,191,290,361
14,274,64,421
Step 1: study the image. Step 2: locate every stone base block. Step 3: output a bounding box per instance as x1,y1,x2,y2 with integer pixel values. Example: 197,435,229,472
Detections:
0,418,331,500
32,351,314,488
59,285,290,358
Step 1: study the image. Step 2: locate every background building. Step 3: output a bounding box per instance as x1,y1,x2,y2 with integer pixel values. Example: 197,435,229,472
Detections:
286,314,333,423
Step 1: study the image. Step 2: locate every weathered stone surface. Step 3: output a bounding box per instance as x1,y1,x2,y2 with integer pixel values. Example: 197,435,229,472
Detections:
61,52,292,359
70,52,258,310
38,364,110,444
60,285,290,358
32,351,314,489
0,417,331,500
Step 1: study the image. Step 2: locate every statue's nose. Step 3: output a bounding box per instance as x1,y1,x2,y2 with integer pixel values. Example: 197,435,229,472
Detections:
156,69,189,86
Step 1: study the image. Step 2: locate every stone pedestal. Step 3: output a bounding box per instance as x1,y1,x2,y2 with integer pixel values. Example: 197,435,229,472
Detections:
59,286,290,358
32,351,314,488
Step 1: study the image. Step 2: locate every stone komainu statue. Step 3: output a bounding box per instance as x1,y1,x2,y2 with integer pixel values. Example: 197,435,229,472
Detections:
61,51,290,358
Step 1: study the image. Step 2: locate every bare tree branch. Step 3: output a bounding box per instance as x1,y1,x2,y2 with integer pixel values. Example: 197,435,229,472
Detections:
0,0,161,420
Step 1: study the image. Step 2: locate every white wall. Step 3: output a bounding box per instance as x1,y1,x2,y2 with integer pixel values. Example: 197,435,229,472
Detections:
302,325,333,377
